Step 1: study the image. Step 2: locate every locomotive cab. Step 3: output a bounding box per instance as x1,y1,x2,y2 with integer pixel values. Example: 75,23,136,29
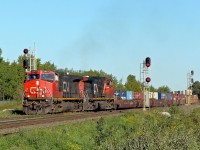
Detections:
23,70,60,100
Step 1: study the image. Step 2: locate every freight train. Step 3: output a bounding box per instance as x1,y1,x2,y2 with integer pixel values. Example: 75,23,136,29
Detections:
22,70,198,115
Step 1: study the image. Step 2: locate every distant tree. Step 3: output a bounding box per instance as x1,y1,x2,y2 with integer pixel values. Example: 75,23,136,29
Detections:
124,74,141,92
17,55,26,85
36,58,42,70
192,81,200,99
115,79,125,91
39,61,57,71
0,60,11,100
157,85,170,93
149,85,157,92
0,48,3,62
12,59,25,100
110,75,118,89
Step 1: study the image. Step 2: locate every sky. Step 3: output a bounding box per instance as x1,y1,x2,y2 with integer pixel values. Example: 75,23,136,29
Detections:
0,0,200,91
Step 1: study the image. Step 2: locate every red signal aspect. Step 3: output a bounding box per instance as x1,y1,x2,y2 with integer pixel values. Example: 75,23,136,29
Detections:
146,77,151,83
23,49,28,54
145,57,151,67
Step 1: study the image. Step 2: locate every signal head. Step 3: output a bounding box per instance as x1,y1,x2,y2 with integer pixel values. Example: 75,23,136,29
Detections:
23,59,29,69
191,70,194,76
145,57,151,67
146,77,151,83
191,78,194,83
23,49,28,54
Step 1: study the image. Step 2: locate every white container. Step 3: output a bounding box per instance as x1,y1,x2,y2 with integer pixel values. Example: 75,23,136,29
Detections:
153,92,158,100
185,90,192,96
149,92,154,98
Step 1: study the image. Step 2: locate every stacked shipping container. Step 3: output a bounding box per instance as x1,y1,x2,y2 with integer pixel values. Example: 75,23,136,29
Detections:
113,90,196,105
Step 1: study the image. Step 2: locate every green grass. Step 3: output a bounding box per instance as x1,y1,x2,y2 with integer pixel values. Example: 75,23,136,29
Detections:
0,100,22,110
1,106,200,149
0,100,23,118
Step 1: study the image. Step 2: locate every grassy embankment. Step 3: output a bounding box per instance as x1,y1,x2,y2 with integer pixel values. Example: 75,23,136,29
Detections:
0,100,22,118
1,106,200,149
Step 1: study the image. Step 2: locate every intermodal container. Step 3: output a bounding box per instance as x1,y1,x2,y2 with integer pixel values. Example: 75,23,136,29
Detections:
161,93,166,99
158,93,162,100
133,92,144,100
166,93,171,100
153,92,158,100
120,91,127,100
114,90,120,99
126,91,133,100
149,92,154,99
171,93,175,101
149,92,158,99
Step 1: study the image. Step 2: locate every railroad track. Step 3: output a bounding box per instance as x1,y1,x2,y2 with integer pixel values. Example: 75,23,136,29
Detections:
1,104,199,136
0,110,125,135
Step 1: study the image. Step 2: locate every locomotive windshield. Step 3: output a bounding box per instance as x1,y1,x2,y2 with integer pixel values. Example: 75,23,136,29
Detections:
41,73,54,82
28,74,40,81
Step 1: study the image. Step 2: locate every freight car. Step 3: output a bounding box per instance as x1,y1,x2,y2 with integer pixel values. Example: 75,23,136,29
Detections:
22,70,198,115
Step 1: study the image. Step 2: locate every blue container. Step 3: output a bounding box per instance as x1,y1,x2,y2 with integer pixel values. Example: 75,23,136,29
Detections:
126,91,133,100
114,91,120,96
166,93,171,100
158,93,162,100
120,91,127,100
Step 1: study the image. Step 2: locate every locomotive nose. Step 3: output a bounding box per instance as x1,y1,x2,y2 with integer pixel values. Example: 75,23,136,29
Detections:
24,80,45,98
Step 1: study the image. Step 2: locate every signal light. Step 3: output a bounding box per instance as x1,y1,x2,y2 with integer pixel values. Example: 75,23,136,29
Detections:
145,57,151,67
23,59,29,69
191,78,194,83
191,70,194,76
146,77,151,83
23,49,28,54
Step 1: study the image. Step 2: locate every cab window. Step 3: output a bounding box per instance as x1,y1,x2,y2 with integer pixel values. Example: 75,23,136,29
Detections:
41,74,54,82
28,74,40,81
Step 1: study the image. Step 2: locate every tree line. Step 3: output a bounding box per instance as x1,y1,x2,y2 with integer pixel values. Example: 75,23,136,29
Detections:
1,48,193,101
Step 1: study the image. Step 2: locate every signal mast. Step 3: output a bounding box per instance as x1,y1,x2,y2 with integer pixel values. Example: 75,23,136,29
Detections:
140,57,151,110
23,45,37,72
